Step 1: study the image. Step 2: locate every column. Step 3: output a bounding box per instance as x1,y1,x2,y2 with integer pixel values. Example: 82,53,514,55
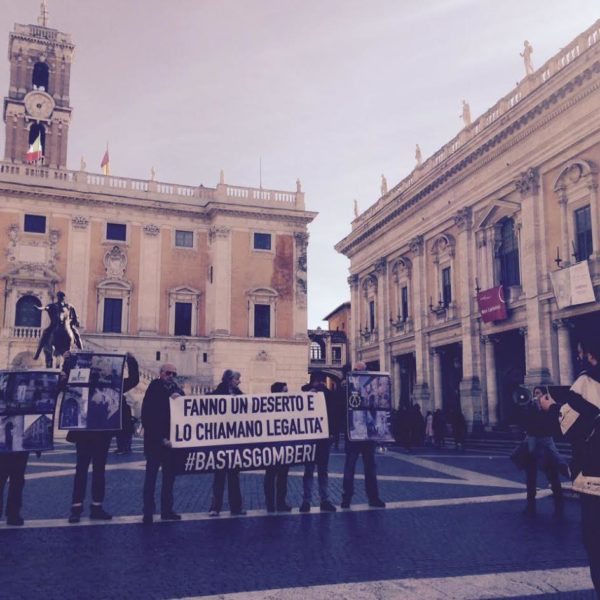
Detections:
432,349,442,411
348,274,359,365
375,257,388,370
293,232,309,339
409,235,430,406
67,216,90,330
589,182,600,258
517,168,553,385
482,336,498,427
554,319,574,385
138,224,161,334
455,207,482,428
392,356,402,409
208,225,231,336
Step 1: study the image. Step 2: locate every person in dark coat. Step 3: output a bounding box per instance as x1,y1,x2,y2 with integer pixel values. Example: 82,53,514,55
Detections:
540,339,600,595
451,409,467,451
521,386,565,516
142,362,183,524
432,409,446,449
299,371,337,513
115,398,134,454
0,450,29,526
208,370,246,517
341,362,385,510
67,352,139,523
263,381,292,513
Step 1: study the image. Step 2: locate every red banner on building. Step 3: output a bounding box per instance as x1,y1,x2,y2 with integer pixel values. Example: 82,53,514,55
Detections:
477,285,508,323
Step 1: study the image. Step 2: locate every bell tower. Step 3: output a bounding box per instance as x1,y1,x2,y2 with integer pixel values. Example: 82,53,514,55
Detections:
3,1,75,168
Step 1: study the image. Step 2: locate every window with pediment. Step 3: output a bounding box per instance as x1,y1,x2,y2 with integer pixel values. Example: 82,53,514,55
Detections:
391,257,412,322
247,287,278,338
553,159,598,265
97,280,131,334
168,286,201,337
497,218,520,286
431,234,456,308
15,294,42,327
361,275,378,332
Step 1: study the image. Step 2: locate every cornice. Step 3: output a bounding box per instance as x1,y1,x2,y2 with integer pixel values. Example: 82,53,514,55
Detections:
336,59,600,257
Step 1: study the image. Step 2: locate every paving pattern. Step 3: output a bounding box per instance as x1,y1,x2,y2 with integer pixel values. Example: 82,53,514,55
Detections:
0,439,594,599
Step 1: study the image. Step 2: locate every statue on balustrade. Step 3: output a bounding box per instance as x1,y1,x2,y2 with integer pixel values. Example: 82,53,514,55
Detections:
520,40,534,76
33,291,83,368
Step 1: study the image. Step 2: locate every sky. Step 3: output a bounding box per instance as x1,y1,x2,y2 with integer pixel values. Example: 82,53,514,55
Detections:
1,0,598,328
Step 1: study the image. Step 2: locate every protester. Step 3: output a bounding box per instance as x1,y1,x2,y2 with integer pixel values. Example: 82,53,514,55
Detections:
341,362,386,510
521,386,564,516
209,370,246,517
142,362,182,524
65,352,139,523
299,371,337,513
263,381,292,513
540,338,600,595
0,450,29,525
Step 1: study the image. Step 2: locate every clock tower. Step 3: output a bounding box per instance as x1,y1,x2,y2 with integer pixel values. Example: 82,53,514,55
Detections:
3,2,74,168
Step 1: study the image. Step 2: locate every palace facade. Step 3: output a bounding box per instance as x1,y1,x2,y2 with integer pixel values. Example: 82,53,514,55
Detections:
0,10,315,397
336,21,600,430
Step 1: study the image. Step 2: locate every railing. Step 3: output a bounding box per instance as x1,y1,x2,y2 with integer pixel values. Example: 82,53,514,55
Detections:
353,19,600,228
9,326,41,339
0,162,305,210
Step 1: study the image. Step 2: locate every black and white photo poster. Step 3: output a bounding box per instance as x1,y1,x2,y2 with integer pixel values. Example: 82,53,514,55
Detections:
58,352,125,431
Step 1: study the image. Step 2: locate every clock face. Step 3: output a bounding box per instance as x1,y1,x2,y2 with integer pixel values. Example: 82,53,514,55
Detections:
24,91,55,120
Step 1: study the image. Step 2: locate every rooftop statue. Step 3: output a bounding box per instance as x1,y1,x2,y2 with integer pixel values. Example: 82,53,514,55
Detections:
461,100,472,127
520,40,534,76
415,144,422,167
353,199,359,218
380,174,388,196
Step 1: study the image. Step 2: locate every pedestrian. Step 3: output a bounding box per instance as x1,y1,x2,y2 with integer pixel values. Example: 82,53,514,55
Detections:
142,362,182,524
299,371,337,513
432,409,446,449
539,338,600,595
0,450,29,526
451,409,467,451
67,352,139,523
115,396,134,455
425,411,434,445
208,370,246,517
264,381,292,513
521,386,564,516
341,362,386,510
411,403,425,447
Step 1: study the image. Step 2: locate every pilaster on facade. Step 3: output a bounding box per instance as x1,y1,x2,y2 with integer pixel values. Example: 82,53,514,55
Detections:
207,224,231,336
293,231,309,339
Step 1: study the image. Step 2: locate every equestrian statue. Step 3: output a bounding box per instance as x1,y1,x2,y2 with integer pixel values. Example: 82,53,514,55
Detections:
33,291,83,368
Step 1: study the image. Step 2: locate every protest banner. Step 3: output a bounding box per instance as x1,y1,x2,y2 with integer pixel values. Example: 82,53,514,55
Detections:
170,391,329,474
0,370,60,452
58,352,126,431
346,371,394,442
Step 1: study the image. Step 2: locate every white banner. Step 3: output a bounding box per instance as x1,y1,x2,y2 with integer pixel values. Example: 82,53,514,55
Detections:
170,391,329,449
550,261,595,310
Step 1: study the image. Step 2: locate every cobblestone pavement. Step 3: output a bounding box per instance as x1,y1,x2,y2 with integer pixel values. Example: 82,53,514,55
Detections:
0,439,595,599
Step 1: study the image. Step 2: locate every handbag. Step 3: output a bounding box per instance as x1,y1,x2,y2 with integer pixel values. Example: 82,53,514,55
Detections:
510,440,530,470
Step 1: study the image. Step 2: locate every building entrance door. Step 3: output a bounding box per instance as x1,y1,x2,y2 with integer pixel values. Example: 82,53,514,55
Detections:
494,329,526,426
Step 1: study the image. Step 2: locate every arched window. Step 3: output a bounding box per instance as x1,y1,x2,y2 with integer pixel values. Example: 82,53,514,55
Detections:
15,295,41,327
310,340,324,361
32,62,49,91
498,218,520,286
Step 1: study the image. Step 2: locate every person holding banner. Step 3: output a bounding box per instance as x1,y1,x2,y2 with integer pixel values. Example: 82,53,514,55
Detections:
66,352,139,523
142,363,183,524
263,381,292,513
208,369,246,517
0,450,29,526
341,362,386,510
299,371,337,513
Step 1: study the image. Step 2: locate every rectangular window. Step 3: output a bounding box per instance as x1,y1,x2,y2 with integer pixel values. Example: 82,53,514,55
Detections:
401,286,409,321
442,267,452,306
102,298,122,333
369,300,376,331
253,233,272,251
24,214,46,233
574,205,593,262
254,304,271,337
174,302,192,336
175,230,194,248
106,222,127,242
332,346,342,364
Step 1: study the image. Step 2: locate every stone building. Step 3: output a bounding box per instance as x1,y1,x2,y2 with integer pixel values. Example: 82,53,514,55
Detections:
336,21,600,430
0,9,315,397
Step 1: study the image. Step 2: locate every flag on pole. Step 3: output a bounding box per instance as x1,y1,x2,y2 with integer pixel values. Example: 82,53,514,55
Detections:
26,134,43,162
100,146,110,175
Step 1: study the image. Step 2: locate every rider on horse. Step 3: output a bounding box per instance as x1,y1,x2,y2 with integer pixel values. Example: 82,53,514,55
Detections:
33,291,83,361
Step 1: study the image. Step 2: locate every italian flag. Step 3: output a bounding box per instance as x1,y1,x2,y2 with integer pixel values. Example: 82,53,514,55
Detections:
26,134,43,162
100,147,110,175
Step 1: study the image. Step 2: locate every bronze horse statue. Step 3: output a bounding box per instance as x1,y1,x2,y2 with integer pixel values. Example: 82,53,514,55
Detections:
33,292,82,368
